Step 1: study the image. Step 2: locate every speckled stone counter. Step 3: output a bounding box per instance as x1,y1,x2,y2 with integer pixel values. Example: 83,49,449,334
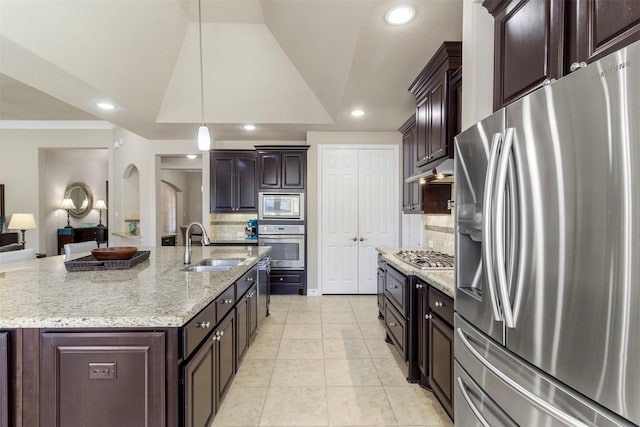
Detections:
376,247,455,298
0,246,270,328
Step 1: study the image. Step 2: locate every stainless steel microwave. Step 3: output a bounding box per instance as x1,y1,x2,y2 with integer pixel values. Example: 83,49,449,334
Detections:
258,193,304,220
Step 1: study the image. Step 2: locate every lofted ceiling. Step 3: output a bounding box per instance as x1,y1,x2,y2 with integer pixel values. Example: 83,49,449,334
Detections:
0,0,463,142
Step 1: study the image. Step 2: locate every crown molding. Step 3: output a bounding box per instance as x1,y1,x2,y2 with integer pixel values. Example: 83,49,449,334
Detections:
0,120,115,130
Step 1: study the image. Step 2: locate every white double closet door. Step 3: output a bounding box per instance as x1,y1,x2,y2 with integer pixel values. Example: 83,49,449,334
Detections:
320,146,399,294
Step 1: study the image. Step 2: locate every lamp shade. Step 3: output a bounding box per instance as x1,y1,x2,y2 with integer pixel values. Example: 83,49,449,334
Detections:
198,125,211,151
8,213,37,230
61,198,76,209
95,200,108,210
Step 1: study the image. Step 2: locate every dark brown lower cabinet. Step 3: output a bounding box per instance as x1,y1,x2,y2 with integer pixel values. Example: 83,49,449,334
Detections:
236,282,259,367
247,284,258,340
428,287,454,420
236,295,250,364
376,257,386,318
215,311,236,407
40,331,166,427
183,335,216,427
415,280,429,386
429,315,453,419
0,332,7,427
270,269,305,294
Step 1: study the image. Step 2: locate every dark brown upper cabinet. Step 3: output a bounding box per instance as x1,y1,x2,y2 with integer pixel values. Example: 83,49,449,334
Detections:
400,116,421,214
566,0,640,67
210,150,257,213
487,0,565,110
485,0,640,110
256,146,309,190
408,42,462,169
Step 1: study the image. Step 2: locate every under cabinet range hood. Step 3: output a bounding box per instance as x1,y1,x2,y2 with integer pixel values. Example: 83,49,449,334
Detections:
405,158,454,184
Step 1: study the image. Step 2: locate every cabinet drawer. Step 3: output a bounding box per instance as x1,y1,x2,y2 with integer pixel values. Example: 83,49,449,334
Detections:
385,265,408,316
429,287,454,327
384,300,407,360
183,299,217,358
271,270,304,284
236,266,257,298
215,285,236,324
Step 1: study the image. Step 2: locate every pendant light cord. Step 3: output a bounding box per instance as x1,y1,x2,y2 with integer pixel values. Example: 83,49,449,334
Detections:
198,0,205,127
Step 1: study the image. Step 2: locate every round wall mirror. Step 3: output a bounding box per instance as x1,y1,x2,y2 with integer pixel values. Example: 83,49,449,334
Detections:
64,182,94,218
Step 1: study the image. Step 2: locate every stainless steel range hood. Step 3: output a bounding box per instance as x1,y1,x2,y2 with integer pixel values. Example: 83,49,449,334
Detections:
405,158,454,184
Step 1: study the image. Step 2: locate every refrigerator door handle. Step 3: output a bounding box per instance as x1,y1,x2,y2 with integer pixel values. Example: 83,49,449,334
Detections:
493,127,516,328
482,132,504,322
457,377,491,427
456,327,591,427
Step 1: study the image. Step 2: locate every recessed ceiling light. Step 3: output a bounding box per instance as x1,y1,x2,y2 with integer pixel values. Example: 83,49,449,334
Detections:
350,109,365,117
243,124,256,131
385,6,415,25
97,102,115,110
186,154,198,160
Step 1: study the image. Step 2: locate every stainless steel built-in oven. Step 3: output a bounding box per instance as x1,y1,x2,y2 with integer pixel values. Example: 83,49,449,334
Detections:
259,193,304,220
258,224,304,269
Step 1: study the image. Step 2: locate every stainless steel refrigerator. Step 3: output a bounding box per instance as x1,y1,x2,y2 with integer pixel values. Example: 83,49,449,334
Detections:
454,40,640,426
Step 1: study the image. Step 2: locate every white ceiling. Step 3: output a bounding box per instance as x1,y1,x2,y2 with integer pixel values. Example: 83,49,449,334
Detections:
0,0,463,141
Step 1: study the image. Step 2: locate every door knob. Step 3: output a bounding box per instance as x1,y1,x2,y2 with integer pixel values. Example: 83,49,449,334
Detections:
359,237,365,242
352,237,358,241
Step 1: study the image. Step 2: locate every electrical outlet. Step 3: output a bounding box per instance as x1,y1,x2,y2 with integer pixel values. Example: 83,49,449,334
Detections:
88,362,117,380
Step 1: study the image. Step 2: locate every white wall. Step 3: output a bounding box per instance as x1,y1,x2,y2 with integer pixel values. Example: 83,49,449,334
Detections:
0,128,111,253
109,128,208,248
43,148,108,255
159,168,203,239
461,0,495,130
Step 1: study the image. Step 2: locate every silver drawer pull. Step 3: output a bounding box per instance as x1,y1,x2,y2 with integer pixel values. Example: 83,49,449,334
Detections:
416,283,424,289
387,285,398,290
434,301,444,308
425,314,432,320
197,321,211,328
457,377,491,427
388,322,396,327
247,277,254,282
221,298,233,304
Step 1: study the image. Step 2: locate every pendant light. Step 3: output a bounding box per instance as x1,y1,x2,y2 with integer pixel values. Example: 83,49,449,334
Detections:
197,0,211,151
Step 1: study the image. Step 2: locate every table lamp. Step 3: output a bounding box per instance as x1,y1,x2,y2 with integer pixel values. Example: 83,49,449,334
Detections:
61,198,76,228
8,213,37,248
95,200,107,227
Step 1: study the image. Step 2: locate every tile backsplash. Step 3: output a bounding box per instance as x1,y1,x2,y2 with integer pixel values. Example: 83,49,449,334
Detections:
209,213,256,240
422,184,455,256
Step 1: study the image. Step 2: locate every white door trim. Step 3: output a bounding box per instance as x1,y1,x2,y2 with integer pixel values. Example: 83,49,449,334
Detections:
317,144,400,295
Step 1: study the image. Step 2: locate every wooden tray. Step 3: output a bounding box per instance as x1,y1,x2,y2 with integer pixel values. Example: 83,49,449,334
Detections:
64,250,150,272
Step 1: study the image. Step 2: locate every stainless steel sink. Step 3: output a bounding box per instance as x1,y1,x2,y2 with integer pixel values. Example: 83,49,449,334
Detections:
198,258,243,267
183,258,243,272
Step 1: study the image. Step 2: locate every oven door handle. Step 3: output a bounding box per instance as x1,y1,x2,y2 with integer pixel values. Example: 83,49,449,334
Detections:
259,235,304,239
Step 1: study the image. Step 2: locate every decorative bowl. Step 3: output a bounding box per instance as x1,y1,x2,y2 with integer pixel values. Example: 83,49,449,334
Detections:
91,246,137,261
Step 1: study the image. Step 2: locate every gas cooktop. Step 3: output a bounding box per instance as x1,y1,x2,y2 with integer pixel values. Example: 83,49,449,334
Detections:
394,250,455,270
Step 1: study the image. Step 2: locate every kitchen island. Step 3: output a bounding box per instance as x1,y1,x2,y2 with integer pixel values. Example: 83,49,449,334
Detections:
376,247,455,420
0,245,271,427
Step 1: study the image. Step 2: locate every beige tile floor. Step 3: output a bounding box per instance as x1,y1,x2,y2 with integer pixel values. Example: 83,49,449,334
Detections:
212,294,454,427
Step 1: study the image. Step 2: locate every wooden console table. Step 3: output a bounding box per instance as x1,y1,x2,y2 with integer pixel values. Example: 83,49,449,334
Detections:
57,227,108,255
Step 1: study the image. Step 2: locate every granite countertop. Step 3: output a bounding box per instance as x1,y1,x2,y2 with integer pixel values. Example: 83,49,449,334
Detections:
0,246,271,329
376,247,455,298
